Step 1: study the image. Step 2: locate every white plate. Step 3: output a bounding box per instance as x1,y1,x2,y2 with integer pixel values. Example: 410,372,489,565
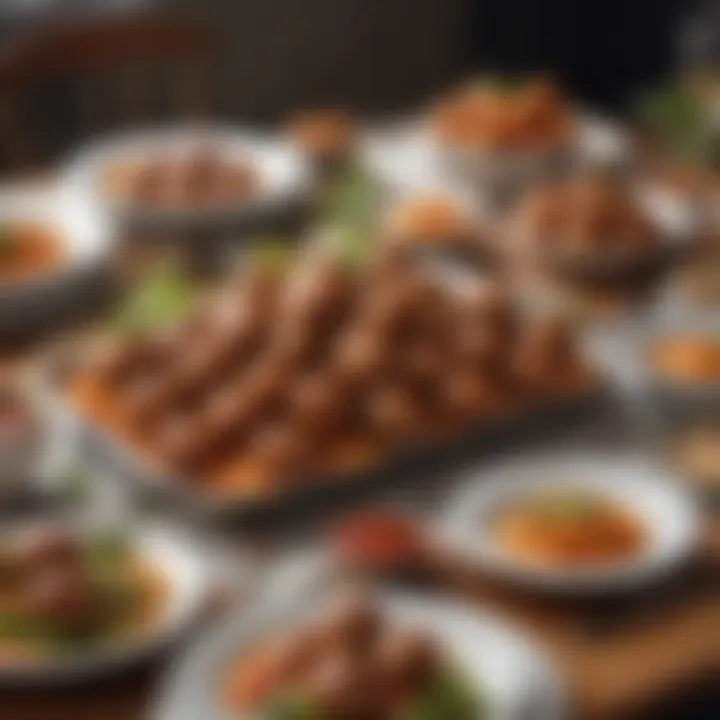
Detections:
363,114,630,200
584,303,720,408
0,518,213,685
0,185,114,337
441,452,699,594
151,551,564,720
61,125,310,231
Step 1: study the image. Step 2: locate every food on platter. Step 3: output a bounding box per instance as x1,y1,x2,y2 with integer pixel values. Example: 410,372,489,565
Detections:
512,173,659,267
222,589,484,719
0,527,168,665
288,110,357,174
69,246,594,500
670,424,720,488
382,196,481,248
432,76,575,154
103,145,257,209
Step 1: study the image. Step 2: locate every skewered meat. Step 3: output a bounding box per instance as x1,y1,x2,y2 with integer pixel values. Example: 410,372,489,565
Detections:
366,384,426,440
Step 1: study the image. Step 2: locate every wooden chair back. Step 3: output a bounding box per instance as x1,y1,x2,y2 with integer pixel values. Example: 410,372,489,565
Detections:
0,13,211,173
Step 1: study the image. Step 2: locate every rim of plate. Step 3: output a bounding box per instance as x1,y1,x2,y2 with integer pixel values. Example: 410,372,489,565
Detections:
440,451,700,594
60,125,310,226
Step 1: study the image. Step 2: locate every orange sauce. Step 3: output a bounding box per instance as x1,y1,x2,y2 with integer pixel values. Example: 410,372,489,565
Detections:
651,336,720,384
0,223,63,284
495,493,644,568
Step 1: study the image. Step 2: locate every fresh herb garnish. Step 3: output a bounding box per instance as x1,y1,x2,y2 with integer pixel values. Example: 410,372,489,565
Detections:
636,82,718,168
56,465,91,503
402,669,485,720
114,266,194,336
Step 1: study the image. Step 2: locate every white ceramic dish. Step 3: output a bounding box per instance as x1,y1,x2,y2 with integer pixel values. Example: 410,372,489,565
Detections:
503,178,697,283
151,550,565,720
0,185,114,338
363,114,631,213
584,303,720,409
441,452,699,595
0,517,213,686
61,126,310,232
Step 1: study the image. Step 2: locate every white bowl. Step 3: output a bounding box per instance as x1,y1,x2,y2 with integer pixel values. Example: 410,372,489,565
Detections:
151,550,565,720
0,185,114,338
61,125,310,232
0,518,213,685
441,452,700,595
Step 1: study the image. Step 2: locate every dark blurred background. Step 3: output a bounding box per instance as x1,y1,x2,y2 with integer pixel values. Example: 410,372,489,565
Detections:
0,0,713,119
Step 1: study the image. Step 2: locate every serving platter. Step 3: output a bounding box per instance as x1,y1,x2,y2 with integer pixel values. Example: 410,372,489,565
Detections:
38,345,608,519
61,125,310,233
0,185,115,339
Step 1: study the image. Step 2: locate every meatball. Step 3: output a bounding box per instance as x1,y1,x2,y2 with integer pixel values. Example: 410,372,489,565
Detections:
22,567,98,633
375,627,440,692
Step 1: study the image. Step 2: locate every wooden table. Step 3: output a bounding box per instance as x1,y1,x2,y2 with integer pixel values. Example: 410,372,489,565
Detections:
0,180,718,720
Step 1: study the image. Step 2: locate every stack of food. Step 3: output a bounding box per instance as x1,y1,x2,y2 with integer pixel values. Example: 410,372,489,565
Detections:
288,111,357,176
222,590,483,719
103,145,257,209
70,248,594,499
432,77,575,156
383,197,479,248
0,527,167,664
509,174,660,275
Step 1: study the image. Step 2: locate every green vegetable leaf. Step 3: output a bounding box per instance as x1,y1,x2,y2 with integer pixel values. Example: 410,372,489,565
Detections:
55,465,91,503
402,669,485,720
248,238,296,274
85,530,131,568
114,267,194,336
264,693,318,720
636,82,717,167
